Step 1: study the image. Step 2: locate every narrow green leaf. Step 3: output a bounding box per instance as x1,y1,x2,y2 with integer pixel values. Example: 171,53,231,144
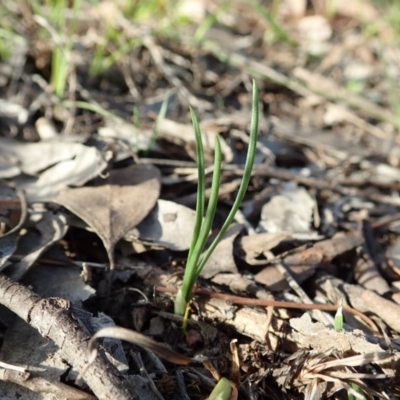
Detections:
334,299,344,331
348,383,367,400
187,108,205,262
180,134,222,303
208,378,232,400
174,81,259,320
174,107,206,316
173,287,187,319
195,80,259,278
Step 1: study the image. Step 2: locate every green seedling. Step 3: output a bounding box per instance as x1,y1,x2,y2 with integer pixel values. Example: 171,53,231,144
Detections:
246,0,294,46
207,377,232,400
334,300,367,400
348,382,367,400
174,81,259,328
50,0,81,98
31,0,81,97
334,299,344,331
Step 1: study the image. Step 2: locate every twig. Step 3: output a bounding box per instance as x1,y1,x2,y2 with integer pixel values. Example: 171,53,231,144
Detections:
143,35,211,110
274,261,333,327
0,368,95,399
292,67,399,128
0,274,138,400
130,351,164,400
156,286,379,332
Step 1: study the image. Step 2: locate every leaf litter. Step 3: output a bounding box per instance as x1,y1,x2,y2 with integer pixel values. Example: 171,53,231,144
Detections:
53,164,161,270
1,0,400,399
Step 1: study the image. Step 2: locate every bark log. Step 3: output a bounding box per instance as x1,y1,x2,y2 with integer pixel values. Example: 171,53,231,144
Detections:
0,274,138,400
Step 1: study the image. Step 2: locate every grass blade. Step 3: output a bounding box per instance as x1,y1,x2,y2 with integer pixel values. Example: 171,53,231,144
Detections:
187,107,206,261
195,80,259,278
178,134,222,309
175,80,259,320
174,107,207,316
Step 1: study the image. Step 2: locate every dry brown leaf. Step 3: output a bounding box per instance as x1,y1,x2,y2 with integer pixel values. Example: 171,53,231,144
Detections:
0,189,27,270
53,164,161,268
254,231,363,291
258,184,320,240
7,211,68,281
158,119,233,163
200,224,242,279
290,314,387,356
126,199,197,251
86,326,204,369
2,138,110,202
240,232,290,265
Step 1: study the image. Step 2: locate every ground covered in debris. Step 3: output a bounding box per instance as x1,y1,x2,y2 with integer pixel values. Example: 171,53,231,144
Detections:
0,1,400,399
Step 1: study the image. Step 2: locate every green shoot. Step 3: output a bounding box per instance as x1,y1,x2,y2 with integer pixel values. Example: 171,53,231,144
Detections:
207,378,232,400
334,300,367,400
246,0,294,46
174,81,259,326
51,0,81,98
348,383,367,400
334,299,344,331
63,100,127,123
194,11,218,44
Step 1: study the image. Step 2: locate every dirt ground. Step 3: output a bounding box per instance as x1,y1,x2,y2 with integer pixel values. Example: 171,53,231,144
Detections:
0,1,400,399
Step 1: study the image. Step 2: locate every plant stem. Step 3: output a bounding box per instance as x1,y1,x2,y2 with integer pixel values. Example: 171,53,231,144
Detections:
174,81,259,323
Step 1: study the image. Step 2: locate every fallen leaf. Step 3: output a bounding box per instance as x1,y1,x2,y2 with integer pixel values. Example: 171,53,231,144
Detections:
0,99,28,125
98,119,152,160
0,152,20,178
258,183,319,240
290,313,386,355
87,326,204,367
6,211,68,281
200,224,243,279
240,232,290,265
283,231,363,265
0,138,109,202
23,265,95,305
159,118,233,163
0,138,95,176
53,164,161,268
254,231,363,291
0,190,27,270
125,199,197,251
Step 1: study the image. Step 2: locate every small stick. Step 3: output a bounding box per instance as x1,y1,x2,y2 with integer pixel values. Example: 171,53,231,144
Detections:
156,286,379,333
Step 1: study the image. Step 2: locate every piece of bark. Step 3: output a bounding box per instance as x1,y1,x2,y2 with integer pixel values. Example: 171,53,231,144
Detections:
283,231,363,265
0,274,138,400
0,369,95,399
239,231,289,265
354,255,390,295
289,313,383,354
354,218,390,295
255,231,362,291
342,283,400,333
195,295,287,347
